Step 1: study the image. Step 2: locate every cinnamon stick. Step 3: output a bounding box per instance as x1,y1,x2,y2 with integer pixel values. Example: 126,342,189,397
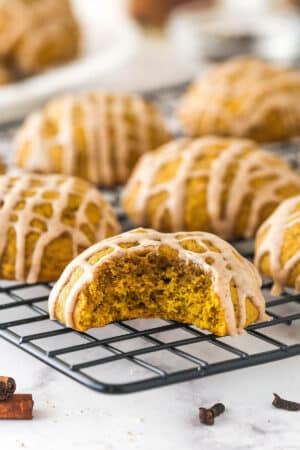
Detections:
0,394,33,419
0,377,16,401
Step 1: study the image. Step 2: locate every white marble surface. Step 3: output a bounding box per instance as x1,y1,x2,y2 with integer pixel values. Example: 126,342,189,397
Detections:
0,3,299,449
1,336,299,450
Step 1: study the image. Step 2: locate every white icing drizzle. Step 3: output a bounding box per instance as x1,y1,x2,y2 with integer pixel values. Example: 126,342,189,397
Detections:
15,92,170,186
179,58,300,139
255,195,300,295
49,228,268,335
122,137,300,239
0,174,120,283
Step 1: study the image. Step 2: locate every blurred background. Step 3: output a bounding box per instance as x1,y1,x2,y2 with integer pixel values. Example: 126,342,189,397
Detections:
84,0,300,91
1,0,300,121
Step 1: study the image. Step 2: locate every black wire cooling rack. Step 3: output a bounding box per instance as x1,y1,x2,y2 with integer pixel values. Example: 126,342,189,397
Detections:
0,201,299,395
0,83,299,395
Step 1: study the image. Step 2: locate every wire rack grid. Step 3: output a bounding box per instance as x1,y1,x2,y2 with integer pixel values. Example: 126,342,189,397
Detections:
0,83,299,395
0,204,299,395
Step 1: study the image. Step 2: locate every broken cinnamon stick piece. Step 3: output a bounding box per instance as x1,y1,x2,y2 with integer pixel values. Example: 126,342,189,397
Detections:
0,377,16,401
0,394,33,419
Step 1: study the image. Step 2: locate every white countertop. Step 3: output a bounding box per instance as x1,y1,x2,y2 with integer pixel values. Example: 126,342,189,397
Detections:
1,336,299,450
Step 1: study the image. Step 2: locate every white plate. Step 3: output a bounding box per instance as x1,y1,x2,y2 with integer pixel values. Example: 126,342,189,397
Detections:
0,0,140,124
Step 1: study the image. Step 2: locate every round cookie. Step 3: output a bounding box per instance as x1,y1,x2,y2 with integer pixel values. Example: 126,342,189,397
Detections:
14,92,171,187
0,173,120,283
0,0,80,76
0,155,6,173
122,137,300,240
0,64,13,85
128,0,176,26
178,57,300,143
49,228,268,336
255,195,300,295
128,0,215,27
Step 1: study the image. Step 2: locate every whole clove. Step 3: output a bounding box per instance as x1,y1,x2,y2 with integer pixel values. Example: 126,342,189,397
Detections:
199,402,225,425
0,377,16,401
272,393,300,412
211,403,225,417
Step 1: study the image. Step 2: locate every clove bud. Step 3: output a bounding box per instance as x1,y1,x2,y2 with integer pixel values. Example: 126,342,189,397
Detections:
0,377,16,401
199,402,225,425
272,393,300,412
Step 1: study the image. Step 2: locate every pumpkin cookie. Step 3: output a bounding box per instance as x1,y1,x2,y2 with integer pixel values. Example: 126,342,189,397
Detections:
178,57,300,142
15,92,171,187
49,228,268,336
123,137,300,239
0,0,80,76
0,173,120,283
255,195,300,295
0,64,13,85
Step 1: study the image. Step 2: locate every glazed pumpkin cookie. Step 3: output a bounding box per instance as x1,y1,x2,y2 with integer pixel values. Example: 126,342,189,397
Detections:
49,228,268,336
255,195,300,295
0,0,80,76
14,92,171,187
178,57,300,142
0,174,120,283
128,0,208,27
122,137,300,240
0,64,13,85
0,155,6,174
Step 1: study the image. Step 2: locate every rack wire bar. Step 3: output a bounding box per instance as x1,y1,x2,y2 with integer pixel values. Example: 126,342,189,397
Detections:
0,83,299,394
0,226,299,395
0,296,299,394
